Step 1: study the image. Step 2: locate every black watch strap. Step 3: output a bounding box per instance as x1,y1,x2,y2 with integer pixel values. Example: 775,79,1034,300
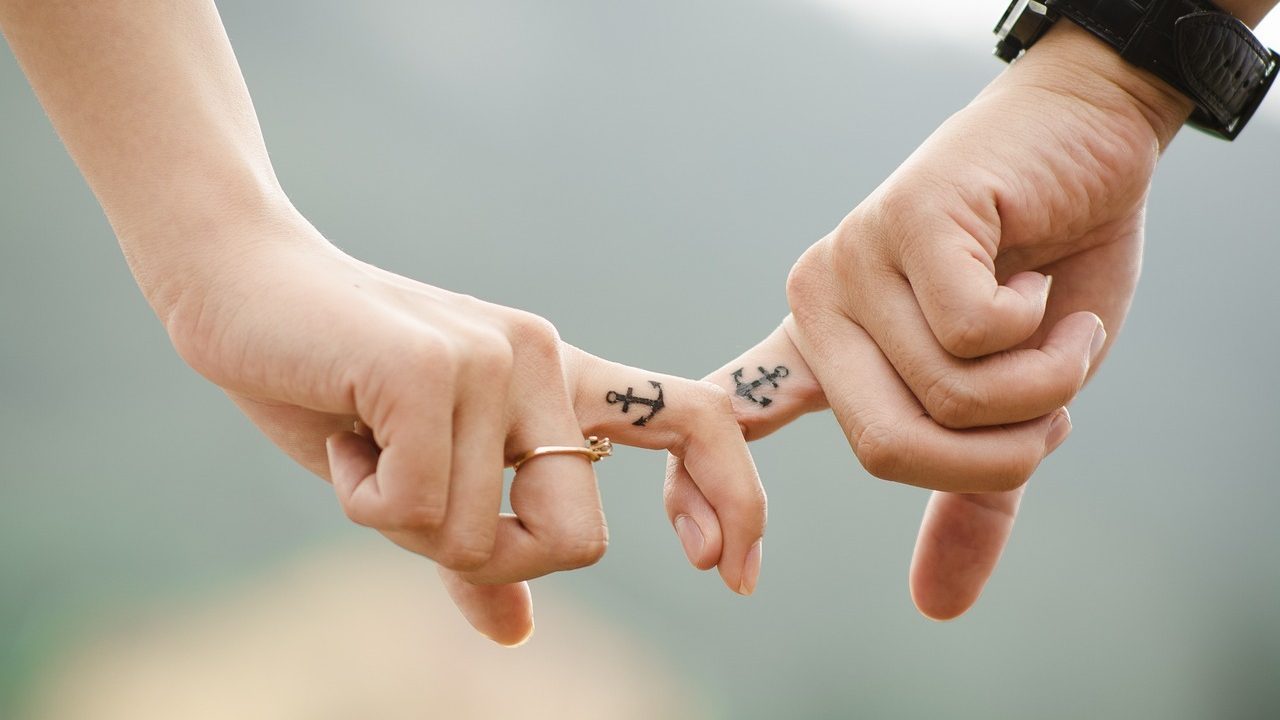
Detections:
996,0,1279,140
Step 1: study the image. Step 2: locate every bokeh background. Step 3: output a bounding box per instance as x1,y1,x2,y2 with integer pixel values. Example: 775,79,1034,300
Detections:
3,1,1278,717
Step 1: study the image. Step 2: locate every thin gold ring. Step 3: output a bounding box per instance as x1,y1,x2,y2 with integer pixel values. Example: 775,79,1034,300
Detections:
511,436,613,473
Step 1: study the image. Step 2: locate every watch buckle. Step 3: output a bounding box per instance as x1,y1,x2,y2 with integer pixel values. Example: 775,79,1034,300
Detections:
994,0,1054,62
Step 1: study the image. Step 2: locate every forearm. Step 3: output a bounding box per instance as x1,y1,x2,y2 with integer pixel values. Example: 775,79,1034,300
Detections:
0,0,302,312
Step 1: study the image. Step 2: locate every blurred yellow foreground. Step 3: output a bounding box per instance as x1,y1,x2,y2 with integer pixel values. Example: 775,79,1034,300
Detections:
25,543,702,720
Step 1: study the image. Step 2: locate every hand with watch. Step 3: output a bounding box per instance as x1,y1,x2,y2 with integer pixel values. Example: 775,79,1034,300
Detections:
996,0,1278,139
670,0,1277,619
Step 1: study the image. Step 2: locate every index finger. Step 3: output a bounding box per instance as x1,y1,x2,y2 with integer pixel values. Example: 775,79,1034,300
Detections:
787,309,1070,492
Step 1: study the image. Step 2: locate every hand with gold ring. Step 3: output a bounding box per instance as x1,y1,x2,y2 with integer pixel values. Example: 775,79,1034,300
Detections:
510,436,614,473
145,231,764,646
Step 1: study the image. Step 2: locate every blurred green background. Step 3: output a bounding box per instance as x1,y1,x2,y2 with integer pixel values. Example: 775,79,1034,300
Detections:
2,1,1278,717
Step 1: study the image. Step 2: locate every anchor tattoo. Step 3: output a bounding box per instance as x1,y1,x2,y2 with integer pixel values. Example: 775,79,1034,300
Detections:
606,381,666,427
732,365,790,407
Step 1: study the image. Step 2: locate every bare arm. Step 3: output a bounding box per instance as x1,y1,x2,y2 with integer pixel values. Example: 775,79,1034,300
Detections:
0,0,291,312
1,0,769,644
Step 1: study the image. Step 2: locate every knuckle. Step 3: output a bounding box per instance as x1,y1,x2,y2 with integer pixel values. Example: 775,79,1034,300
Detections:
403,331,458,375
999,472,1033,493
864,189,931,259
868,185,917,226
434,533,495,572
938,311,992,358
787,218,893,328
965,438,1039,492
785,235,850,319
564,536,609,570
894,224,930,271
785,249,823,309
868,181,954,244
466,329,515,376
1048,357,1089,406
725,476,769,528
922,373,983,429
710,482,769,534
506,312,562,362
853,421,905,481
392,501,448,532
692,381,735,421
986,458,1036,493
743,485,769,531
1044,379,1081,413
338,499,377,529
550,520,610,570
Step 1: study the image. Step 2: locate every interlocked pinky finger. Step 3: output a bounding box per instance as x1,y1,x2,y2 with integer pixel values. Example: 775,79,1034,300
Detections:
664,454,723,571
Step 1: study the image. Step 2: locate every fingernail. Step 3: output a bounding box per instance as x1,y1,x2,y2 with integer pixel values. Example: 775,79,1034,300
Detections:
738,539,763,596
675,515,705,565
1089,321,1107,363
1045,409,1072,455
1044,274,1054,299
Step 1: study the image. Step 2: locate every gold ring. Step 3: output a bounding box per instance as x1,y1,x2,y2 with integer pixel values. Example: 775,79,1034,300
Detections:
512,436,613,473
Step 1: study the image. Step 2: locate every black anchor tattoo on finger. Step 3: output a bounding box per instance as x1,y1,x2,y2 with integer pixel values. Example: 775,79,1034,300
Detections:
732,365,790,407
605,381,666,427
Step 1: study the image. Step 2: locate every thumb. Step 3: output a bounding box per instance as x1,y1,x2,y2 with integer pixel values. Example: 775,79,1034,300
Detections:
437,566,535,647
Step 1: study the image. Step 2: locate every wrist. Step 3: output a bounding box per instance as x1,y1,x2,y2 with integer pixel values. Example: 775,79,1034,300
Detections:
124,193,329,323
999,21,1194,148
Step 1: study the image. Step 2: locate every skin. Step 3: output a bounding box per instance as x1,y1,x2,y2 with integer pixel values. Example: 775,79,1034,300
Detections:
0,0,770,646
669,8,1276,620
3,0,1275,643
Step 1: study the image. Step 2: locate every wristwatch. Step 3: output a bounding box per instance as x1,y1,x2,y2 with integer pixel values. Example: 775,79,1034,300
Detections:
994,0,1279,140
